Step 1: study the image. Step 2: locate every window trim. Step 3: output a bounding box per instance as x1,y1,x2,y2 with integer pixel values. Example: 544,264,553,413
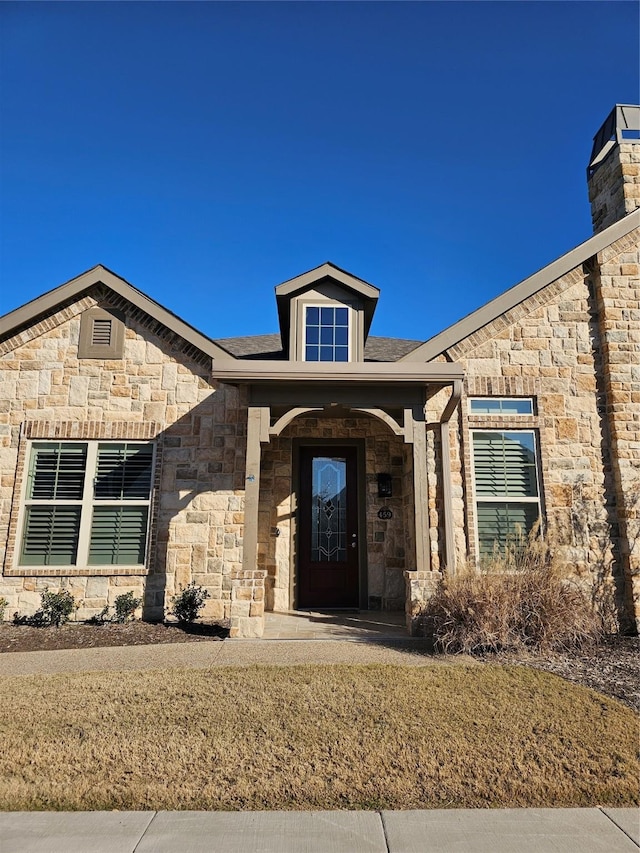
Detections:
470,428,542,560
302,303,352,362
15,440,155,571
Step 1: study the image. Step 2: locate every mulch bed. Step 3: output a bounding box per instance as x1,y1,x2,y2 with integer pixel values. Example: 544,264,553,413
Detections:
0,620,229,653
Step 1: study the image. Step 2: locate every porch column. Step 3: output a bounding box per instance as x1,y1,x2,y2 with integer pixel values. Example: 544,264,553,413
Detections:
410,405,431,574
230,405,269,638
405,404,442,635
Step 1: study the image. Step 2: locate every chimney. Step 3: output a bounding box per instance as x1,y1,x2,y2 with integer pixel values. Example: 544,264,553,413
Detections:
587,104,640,233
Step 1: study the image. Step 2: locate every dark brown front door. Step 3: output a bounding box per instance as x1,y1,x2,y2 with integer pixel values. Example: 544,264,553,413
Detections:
298,446,359,608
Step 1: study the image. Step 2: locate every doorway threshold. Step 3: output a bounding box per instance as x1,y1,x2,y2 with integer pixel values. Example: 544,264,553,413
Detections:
262,609,408,640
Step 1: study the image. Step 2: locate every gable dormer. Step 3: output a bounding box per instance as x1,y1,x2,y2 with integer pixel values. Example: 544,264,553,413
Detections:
275,262,379,362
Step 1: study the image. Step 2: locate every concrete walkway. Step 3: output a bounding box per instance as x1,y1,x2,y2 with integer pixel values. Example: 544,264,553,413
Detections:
1,808,638,852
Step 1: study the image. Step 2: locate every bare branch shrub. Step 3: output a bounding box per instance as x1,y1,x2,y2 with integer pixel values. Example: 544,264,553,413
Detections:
420,525,604,654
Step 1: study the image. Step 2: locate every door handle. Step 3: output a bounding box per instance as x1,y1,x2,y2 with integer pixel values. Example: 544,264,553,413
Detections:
351,533,357,548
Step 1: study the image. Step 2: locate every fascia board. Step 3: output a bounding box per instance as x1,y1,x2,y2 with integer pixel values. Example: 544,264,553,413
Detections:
213,360,464,384
0,265,234,361
401,210,640,362
275,263,380,300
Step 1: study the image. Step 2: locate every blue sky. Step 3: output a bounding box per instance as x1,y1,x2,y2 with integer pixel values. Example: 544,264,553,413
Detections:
1,1,638,343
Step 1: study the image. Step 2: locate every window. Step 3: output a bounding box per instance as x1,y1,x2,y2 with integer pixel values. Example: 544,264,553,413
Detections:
19,442,154,568
469,398,534,415
472,430,540,557
304,305,349,362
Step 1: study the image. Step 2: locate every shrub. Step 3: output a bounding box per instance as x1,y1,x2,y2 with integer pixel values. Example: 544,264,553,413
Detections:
14,588,77,628
420,531,603,654
0,597,7,622
171,583,210,624
87,605,110,625
112,592,142,623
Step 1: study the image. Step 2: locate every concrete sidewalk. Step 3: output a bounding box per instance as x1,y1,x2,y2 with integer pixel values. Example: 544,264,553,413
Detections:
0,808,638,852
0,638,463,676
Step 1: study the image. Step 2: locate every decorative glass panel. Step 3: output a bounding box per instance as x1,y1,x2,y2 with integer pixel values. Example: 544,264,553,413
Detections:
305,306,350,362
28,443,87,501
20,506,81,565
89,506,149,565
311,457,347,562
94,443,153,500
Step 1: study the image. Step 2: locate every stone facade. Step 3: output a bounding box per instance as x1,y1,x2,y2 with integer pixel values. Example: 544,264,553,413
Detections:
0,285,249,625
426,228,640,630
1,109,638,636
258,416,409,612
589,142,640,234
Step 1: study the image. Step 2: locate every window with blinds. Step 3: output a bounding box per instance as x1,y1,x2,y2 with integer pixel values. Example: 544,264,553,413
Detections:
472,430,540,557
19,441,154,569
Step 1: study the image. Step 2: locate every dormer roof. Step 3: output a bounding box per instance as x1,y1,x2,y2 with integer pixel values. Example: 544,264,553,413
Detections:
275,262,379,352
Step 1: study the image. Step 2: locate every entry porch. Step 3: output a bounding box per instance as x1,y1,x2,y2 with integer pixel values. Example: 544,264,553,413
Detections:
214,361,463,637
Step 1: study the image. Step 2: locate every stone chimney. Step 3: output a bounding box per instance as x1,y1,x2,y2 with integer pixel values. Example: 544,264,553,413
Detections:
587,104,640,233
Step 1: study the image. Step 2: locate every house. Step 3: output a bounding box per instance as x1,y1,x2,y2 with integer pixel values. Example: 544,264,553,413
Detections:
0,104,638,637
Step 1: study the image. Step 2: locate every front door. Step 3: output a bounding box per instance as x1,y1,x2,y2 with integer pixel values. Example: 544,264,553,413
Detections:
298,446,359,608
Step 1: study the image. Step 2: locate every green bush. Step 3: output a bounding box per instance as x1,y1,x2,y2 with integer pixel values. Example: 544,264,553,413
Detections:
420,531,603,654
14,588,77,628
112,592,142,624
171,583,210,624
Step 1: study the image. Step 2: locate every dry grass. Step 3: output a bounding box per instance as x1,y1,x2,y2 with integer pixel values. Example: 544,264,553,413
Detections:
1,665,637,811
420,531,604,654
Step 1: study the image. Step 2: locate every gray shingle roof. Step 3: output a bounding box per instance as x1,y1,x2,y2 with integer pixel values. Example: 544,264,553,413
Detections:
214,334,423,362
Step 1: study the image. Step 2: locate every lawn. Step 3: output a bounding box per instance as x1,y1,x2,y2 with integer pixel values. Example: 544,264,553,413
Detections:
2,664,638,811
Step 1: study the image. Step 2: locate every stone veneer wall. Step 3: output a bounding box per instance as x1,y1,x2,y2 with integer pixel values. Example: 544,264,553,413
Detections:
589,142,640,234
257,416,408,611
590,229,640,628
0,287,247,622
428,229,639,630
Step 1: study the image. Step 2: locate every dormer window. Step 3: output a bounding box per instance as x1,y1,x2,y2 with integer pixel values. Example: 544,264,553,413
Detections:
274,262,380,362
304,306,350,362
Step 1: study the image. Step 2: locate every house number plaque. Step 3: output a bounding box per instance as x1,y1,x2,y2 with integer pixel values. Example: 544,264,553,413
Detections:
377,507,393,520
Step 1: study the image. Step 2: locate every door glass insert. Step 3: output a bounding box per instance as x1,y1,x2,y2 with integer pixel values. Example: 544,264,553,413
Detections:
311,456,347,562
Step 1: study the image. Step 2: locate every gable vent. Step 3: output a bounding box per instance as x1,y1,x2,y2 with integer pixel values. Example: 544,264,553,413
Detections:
92,319,112,346
79,308,125,358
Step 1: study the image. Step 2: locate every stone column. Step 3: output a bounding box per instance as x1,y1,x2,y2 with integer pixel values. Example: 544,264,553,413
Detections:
230,405,269,638
405,406,441,635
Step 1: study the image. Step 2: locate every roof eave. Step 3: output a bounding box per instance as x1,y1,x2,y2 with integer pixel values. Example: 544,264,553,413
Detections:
0,265,235,361
213,360,463,385
401,210,640,362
